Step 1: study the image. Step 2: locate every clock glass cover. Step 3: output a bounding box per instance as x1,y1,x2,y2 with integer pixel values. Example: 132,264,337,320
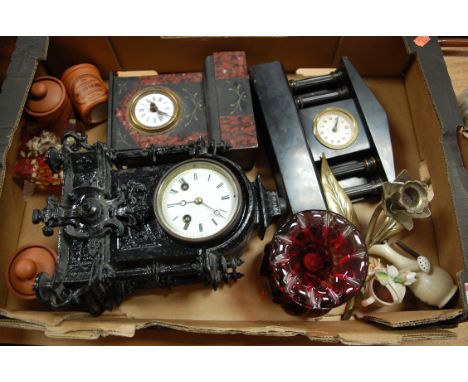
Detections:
129,87,180,132
313,107,358,149
154,159,243,243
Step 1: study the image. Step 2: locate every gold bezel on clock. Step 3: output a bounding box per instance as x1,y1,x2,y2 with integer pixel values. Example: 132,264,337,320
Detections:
128,87,181,133
313,107,359,150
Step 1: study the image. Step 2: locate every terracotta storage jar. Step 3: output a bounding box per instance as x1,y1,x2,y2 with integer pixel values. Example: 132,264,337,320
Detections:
5,243,56,300
25,76,73,124
61,63,108,125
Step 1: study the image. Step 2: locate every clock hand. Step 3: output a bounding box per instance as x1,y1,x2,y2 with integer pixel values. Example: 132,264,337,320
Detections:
213,209,226,218
145,100,173,118
201,202,226,219
146,101,159,114
167,200,195,207
157,110,174,118
332,117,339,133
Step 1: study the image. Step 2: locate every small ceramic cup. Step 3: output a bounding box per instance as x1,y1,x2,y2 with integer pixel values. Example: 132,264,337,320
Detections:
361,276,406,308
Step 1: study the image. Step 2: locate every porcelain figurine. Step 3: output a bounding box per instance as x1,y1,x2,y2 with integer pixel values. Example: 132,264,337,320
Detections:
369,243,457,308
361,258,415,307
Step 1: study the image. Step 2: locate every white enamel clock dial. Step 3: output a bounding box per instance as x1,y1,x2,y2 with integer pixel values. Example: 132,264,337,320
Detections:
313,108,359,149
129,88,180,133
154,159,243,243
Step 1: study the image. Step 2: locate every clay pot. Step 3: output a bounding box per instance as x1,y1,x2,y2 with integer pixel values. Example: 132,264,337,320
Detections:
5,243,56,300
25,76,73,124
61,63,108,125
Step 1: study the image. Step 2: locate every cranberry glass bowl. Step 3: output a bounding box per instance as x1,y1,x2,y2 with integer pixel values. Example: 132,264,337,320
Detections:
262,210,368,316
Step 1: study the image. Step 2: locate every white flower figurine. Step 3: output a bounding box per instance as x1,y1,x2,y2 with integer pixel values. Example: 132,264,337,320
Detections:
374,264,417,287
375,264,399,286
396,270,417,286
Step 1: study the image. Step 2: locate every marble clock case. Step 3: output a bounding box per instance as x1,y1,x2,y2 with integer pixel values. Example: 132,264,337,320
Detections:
108,51,258,170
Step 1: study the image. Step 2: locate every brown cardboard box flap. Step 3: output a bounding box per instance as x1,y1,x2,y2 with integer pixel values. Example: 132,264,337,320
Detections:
0,308,91,327
1,37,467,345
302,319,457,345
358,309,464,327
331,329,457,346
116,70,158,77
0,313,459,344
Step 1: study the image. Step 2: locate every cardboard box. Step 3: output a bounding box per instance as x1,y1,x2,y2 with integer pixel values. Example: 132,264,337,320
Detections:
1,36,467,345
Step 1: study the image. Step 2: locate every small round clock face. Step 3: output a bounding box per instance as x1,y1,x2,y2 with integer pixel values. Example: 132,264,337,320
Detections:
154,159,244,243
313,108,359,149
129,88,180,133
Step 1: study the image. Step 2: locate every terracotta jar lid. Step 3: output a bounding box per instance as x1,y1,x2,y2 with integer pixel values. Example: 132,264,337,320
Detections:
61,63,108,125
5,243,56,300
25,76,73,123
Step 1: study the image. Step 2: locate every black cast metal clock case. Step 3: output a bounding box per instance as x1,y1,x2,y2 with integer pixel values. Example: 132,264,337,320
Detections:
32,133,284,315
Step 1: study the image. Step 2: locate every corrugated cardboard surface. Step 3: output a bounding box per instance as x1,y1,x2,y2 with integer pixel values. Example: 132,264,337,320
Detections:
45,37,409,79
1,316,465,345
0,37,466,344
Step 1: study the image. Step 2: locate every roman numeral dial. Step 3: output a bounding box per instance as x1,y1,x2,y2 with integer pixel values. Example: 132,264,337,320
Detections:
154,159,244,243
129,87,180,133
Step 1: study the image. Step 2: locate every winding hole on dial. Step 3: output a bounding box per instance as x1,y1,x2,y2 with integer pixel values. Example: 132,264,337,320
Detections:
153,159,244,243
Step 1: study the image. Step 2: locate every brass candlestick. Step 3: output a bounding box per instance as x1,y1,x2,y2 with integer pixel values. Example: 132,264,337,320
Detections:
365,170,432,247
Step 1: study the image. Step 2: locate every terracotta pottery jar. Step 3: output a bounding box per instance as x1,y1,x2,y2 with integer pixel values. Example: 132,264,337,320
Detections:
25,76,73,124
61,63,108,125
5,243,56,300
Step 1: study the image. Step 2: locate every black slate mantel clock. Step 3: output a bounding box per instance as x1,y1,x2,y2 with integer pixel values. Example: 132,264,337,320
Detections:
250,57,396,212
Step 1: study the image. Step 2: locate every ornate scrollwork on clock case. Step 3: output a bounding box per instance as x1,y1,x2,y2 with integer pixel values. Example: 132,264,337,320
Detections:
32,133,285,315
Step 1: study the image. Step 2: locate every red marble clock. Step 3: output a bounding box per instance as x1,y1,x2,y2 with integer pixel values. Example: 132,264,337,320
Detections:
108,51,258,170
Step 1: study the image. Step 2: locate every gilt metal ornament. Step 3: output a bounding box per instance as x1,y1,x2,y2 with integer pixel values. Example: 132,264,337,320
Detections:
365,170,432,247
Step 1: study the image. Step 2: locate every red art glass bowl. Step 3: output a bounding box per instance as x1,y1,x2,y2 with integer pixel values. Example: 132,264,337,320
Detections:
262,210,368,316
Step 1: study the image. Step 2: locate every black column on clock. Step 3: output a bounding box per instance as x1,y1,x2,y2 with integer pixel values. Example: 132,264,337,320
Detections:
289,70,345,94
344,178,383,200
250,61,327,213
295,87,350,109
330,156,379,179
